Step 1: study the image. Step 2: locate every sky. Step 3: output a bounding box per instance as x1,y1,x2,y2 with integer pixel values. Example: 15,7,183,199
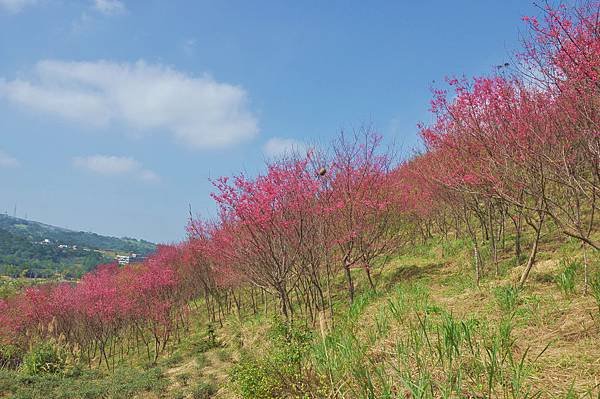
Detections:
0,0,542,243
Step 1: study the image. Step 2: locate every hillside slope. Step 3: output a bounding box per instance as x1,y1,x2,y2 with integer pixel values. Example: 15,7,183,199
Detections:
0,215,155,255
0,236,598,398
0,228,109,278
0,215,155,278
203,237,600,398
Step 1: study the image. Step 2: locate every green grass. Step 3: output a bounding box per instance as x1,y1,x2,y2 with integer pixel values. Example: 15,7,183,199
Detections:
556,259,579,297
494,284,521,313
0,365,167,399
591,272,600,313
306,281,547,398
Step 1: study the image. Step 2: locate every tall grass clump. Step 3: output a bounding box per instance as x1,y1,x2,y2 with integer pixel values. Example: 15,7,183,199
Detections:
556,259,579,297
494,284,521,313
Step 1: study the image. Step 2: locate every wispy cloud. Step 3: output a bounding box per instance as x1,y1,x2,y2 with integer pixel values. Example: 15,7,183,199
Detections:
0,60,259,149
181,38,197,56
93,0,125,15
263,137,307,158
73,155,159,182
0,150,19,168
0,0,37,13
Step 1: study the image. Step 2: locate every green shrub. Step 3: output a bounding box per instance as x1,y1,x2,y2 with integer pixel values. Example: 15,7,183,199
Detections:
20,342,66,375
195,336,221,354
0,344,23,370
230,354,282,398
230,320,313,398
175,372,190,387
191,380,216,399
163,351,183,367
106,366,166,398
171,389,186,399
196,352,207,369
1,364,166,398
267,319,313,373
207,323,217,346
556,259,579,297
216,348,230,362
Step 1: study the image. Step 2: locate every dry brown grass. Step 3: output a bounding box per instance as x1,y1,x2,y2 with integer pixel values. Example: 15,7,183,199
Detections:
425,259,599,396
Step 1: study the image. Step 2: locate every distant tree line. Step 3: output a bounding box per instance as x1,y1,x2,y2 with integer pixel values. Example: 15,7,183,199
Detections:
0,229,110,279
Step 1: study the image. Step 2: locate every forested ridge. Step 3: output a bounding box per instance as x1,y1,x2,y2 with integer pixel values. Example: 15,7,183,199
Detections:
0,215,155,278
0,228,109,278
0,215,155,255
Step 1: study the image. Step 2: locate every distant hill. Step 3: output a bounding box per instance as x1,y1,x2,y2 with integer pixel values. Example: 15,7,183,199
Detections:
0,228,109,278
0,215,156,278
0,215,155,255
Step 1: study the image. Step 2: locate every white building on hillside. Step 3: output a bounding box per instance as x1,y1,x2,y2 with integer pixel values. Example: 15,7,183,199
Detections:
116,255,130,265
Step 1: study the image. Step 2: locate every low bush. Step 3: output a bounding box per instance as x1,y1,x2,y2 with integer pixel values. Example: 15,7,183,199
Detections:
191,380,217,399
0,343,23,370
20,342,66,375
230,319,313,398
230,353,282,399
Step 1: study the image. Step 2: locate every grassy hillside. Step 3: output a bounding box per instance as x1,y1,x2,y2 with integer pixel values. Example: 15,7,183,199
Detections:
1,235,598,398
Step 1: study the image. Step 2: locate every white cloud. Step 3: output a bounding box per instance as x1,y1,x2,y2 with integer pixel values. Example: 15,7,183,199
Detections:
1,78,112,126
0,150,19,167
0,60,259,149
73,155,159,182
0,0,37,13
263,137,307,158
93,0,125,15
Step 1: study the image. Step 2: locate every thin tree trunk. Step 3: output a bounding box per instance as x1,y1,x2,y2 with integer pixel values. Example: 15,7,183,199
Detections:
519,212,545,288
344,260,355,303
365,263,376,293
583,244,589,295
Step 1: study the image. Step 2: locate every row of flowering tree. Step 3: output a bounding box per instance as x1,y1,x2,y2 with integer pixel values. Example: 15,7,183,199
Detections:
0,0,597,369
0,246,194,369
399,1,599,288
187,131,409,324
0,129,407,368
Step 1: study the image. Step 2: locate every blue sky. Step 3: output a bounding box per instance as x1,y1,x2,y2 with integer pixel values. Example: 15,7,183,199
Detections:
0,0,539,243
